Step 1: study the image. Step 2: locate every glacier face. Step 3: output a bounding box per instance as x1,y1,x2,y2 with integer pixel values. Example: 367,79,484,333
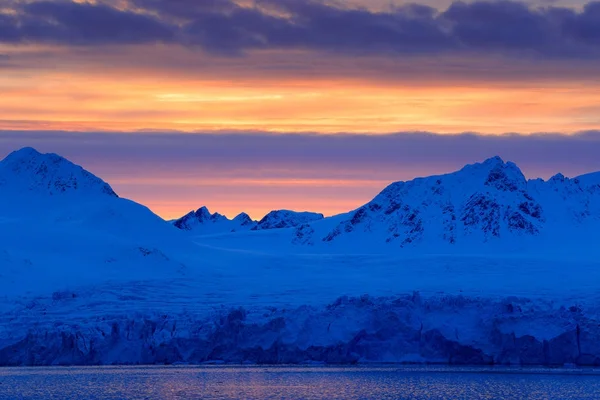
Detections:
2,292,599,366
3,148,600,366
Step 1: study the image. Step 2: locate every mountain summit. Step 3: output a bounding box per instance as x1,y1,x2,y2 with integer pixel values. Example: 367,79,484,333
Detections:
0,147,117,198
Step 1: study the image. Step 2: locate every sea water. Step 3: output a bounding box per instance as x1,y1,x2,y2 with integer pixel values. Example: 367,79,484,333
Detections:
2,365,600,399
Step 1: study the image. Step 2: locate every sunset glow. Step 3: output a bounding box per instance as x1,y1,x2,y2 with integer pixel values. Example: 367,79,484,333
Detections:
2,47,600,134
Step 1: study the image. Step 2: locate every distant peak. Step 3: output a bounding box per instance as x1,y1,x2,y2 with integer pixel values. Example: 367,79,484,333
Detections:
173,207,257,232
549,173,566,182
194,206,214,222
196,206,211,214
234,212,253,223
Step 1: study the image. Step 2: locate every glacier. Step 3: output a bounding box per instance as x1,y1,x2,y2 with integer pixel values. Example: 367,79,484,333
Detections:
2,289,600,366
2,147,600,366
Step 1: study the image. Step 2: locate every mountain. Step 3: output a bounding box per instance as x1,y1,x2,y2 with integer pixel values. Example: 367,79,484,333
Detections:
173,207,324,234
0,147,192,296
252,210,324,230
174,206,256,234
257,156,600,253
0,147,117,198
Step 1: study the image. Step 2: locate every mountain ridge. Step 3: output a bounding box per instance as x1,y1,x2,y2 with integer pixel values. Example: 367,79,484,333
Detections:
286,155,600,252
174,206,257,234
3,147,600,254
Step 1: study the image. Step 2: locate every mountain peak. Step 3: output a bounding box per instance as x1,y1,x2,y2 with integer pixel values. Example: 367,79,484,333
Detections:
233,212,254,226
195,206,213,221
483,155,505,165
0,147,118,198
457,156,526,192
173,206,255,232
6,146,41,158
484,161,526,192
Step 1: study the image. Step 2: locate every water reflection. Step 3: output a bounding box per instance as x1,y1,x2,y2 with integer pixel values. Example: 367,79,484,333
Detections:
1,366,600,399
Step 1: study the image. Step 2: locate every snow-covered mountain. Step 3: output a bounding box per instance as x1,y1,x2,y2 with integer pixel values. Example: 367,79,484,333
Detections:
273,156,600,254
173,207,324,235
0,147,117,198
174,206,256,234
253,210,324,230
0,147,193,296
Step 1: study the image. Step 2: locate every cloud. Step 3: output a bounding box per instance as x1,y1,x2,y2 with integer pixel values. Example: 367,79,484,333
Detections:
562,1,600,44
3,130,600,178
2,0,600,58
132,0,240,18
1,1,175,45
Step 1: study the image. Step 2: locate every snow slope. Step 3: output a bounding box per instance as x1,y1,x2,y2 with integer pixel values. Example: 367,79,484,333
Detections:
3,148,600,366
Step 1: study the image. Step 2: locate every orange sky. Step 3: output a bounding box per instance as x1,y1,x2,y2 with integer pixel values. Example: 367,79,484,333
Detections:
2,45,600,135
2,68,600,134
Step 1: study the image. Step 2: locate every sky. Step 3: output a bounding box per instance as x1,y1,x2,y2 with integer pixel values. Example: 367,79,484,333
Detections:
2,0,600,219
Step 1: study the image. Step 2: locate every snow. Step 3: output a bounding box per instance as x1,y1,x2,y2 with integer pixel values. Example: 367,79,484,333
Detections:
2,148,600,366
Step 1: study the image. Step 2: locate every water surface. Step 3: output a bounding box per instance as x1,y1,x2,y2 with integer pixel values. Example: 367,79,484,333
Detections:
2,365,600,399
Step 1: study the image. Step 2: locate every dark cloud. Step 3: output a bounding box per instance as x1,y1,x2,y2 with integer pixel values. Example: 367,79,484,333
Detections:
444,1,553,49
3,130,600,180
183,5,298,54
1,1,175,45
0,13,21,42
562,2,600,44
3,0,600,58
258,0,454,54
133,0,240,18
